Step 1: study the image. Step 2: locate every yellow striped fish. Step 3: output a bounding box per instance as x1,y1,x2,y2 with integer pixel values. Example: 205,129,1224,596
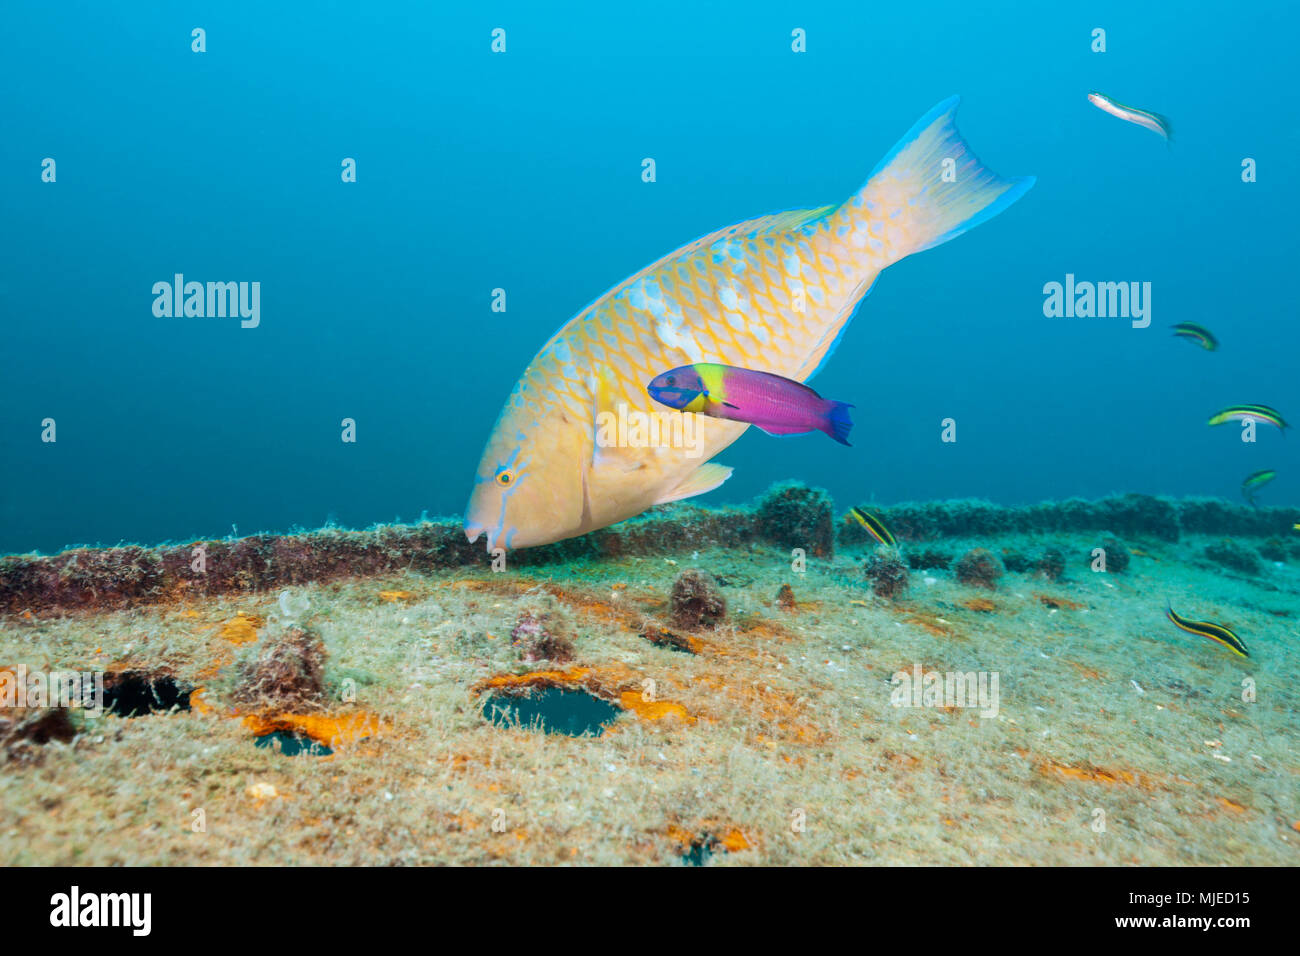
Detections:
1166,603,1249,658
465,97,1034,550
850,506,896,547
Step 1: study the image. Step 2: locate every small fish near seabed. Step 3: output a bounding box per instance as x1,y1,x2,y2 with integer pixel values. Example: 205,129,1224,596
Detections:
1166,603,1249,658
1171,322,1218,351
1241,468,1276,506
464,96,1034,550
1207,404,1290,434
1087,91,1172,143
849,506,896,547
647,363,854,445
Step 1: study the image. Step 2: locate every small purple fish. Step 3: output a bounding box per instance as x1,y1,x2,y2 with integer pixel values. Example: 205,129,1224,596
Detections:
647,363,854,445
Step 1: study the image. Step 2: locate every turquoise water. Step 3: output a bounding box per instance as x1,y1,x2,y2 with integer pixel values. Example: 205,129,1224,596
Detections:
2,1,1294,554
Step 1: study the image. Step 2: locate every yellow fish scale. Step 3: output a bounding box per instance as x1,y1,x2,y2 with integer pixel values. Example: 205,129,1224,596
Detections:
522,206,878,470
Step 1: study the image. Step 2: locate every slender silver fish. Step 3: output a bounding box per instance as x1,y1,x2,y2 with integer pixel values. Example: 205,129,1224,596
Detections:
1087,91,1172,142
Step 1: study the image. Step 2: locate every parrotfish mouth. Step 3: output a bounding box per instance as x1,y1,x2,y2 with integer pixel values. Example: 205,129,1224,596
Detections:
464,523,483,545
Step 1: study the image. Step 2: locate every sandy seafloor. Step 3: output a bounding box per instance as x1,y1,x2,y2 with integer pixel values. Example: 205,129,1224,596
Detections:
1,528,1297,866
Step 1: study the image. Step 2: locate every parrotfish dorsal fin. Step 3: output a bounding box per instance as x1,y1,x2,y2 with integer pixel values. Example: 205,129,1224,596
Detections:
732,203,839,237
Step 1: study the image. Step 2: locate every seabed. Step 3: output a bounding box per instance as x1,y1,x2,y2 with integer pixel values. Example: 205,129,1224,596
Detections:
1,487,1297,865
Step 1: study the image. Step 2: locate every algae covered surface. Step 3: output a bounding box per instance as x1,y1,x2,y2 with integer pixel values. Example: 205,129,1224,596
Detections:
2,495,1298,866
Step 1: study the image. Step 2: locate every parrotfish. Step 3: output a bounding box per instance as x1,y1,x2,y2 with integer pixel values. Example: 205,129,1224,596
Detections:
850,507,896,547
646,363,854,445
1241,468,1276,506
1087,92,1172,143
465,96,1034,551
1207,404,1290,433
1170,321,1217,351
1166,603,1249,659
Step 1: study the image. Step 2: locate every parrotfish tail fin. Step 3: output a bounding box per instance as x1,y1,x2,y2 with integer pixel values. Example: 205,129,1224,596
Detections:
822,401,854,446
835,96,1035,264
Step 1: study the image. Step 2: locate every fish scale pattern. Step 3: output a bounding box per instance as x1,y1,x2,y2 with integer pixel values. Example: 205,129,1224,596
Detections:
514,203,883,462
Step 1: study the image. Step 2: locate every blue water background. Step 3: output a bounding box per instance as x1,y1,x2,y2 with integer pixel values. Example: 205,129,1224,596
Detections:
3,1,1296,554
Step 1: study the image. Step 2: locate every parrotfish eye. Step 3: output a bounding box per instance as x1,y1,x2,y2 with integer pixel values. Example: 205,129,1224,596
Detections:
666,375,676,386
495,468,515,487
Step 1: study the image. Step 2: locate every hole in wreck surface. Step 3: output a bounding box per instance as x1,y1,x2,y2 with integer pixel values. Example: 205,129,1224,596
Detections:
254,730,334,757
680,833,729,866
103,671,192,717
482,687,622,737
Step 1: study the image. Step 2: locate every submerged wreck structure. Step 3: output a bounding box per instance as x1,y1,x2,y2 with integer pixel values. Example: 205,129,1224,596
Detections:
2,488,1297,865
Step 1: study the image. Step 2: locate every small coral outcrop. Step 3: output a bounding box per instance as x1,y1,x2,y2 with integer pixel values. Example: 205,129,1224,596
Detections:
1090,536,1130,573
1003,546,1066,581
234,626,328,710
907,549,951,570
1203,539,1262,575
955,549,1003,589
755,483,835,557
1258,538,1288,562
776,583,797,611
865,549,909,600
511,612,576,663
670,569,727,629
1037,547,1066,582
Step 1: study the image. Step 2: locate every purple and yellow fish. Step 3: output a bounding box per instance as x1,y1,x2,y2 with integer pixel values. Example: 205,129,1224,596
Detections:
465,97,1034,551
647,363,854,445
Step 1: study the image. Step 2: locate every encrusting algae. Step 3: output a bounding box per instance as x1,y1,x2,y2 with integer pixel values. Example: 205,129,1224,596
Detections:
1,487,1297,865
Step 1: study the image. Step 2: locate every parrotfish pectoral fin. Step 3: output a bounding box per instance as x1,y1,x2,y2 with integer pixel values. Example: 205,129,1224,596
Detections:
655,462,733,504
841,95,1035,262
